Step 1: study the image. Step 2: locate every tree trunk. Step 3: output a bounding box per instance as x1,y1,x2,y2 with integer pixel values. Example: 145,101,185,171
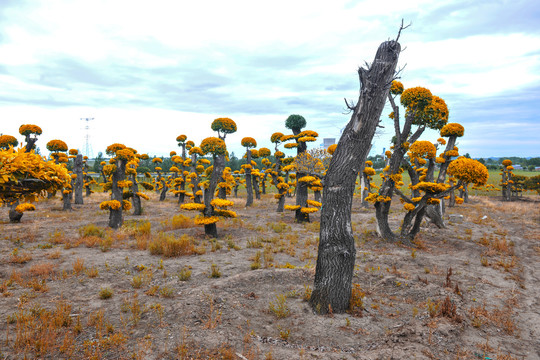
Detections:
62,192,72,210
245,151,253,207
159,179,168,201
109,159,126,229
310,40,400,314
9,203,23,223
130,174,142,216
314,190,321,203
101,170,108,192
74,154,84,204
295,179,310,223
203,155,225,238
252,174,261,200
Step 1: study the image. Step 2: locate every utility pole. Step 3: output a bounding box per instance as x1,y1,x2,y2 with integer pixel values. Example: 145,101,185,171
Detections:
80,117,94,158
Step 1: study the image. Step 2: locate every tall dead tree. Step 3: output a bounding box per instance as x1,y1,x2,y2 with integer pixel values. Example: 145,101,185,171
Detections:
310,39,401,314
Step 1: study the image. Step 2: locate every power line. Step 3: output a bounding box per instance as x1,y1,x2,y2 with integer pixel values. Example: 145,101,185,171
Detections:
80,117,94,158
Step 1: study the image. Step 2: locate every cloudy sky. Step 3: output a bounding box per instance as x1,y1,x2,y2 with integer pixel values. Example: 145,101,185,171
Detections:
1,0,539,159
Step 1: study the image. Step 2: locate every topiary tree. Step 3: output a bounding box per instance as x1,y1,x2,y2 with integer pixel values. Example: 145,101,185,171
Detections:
1,146,70,222
128,152,150,215
181,136,236,237
258,147,272,194
175,134,190,203
500,159,514,201
281,125,319,222
68,149,84,205
46,139,72,210
267,133,289,212
0,134,19,150
241,137,257,207
370,81,450,242
310,38,400,314
100,143,134,228
18,124,42,152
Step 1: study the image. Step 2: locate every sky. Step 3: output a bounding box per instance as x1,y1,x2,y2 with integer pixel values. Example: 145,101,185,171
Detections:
1,0,539,159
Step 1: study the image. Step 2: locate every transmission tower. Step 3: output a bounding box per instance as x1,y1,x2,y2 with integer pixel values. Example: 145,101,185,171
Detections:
80,117,94,158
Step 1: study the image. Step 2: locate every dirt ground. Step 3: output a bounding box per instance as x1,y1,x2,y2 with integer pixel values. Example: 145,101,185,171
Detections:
1,191,539,359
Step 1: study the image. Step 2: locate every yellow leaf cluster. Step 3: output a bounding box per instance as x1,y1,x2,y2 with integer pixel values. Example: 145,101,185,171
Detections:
447,157,489,186
440,123,464,137
194,215,219,225
180,203,206,211
0,147,71,203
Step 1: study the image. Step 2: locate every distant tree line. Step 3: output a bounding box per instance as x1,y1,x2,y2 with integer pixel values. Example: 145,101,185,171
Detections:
476,157,540,170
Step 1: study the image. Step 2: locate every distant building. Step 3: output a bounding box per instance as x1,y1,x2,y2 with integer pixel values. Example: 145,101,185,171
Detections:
513,164,523,170
322,138,335,149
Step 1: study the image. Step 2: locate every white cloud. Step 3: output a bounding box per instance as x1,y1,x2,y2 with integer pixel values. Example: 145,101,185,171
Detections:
0,0,539,158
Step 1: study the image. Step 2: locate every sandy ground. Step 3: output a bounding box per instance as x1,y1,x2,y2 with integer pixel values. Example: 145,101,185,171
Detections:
1,191,539,359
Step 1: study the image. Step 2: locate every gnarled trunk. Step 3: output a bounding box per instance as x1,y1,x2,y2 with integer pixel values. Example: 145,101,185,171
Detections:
245,151,254,207
74,154,84,204
109,159,126,229
203,155,225,238
130,174,142,216
310,39,400,314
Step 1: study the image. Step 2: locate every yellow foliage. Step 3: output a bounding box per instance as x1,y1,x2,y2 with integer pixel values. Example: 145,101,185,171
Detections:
0,147,71,204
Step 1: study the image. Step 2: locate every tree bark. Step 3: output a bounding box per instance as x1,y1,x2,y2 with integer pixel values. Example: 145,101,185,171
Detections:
109,159,126,229
130,174,142,215
74,154,84,204
252,174,261,200
8,203,22,223
245,151,254,207
203,155,225,238
310,40,400,314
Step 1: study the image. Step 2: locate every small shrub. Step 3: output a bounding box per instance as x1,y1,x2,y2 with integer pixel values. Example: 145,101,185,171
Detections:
29,262,56,278
131,275,143,289
72,258,85,275
348,283,365,316
161,214,194,230
209,264,221,278
160,286,175,298
250,251,262,270
148,233,195,257
99,287,113,299
177,267,192,281
78,224,106,238
85,267,99,278
269,294,290,318
48,229,66,244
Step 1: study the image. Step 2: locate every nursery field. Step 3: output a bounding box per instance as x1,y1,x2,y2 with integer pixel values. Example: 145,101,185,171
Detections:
1,192,540,359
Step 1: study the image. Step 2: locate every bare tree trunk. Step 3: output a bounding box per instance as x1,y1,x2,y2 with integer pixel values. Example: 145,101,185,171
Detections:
62,191,72,211
310,39,400,314
74,154,84,204
8,203,22,223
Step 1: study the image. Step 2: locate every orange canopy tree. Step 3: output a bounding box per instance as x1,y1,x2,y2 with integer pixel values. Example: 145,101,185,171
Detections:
211,118,237,200
372,81,450,243
175,134,189,203
181,136,236,238
282,115,319,222
46,139,72,211
1,146,70,222
0,134,19,150
19,124,42,152
241,137,257,207
268,132,289,212
100,143,134,228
